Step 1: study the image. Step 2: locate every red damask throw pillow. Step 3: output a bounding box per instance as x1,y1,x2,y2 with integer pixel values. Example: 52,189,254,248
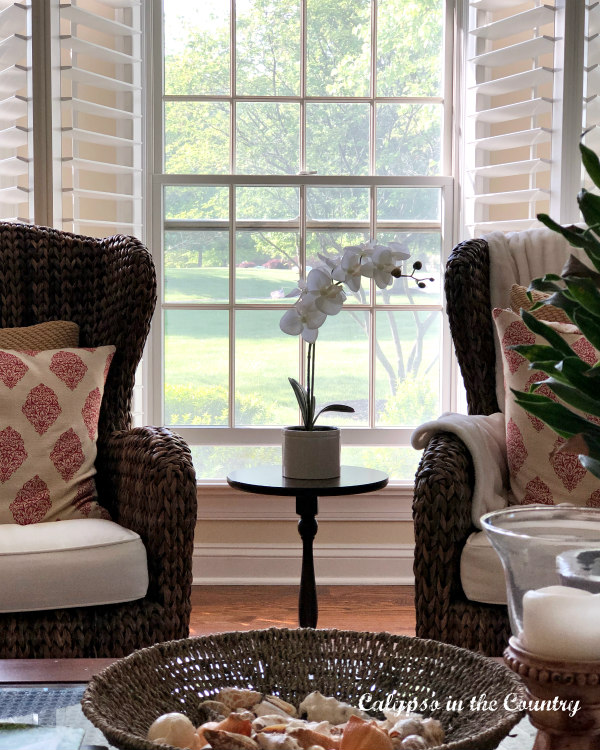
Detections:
493,309,600,508
0,346,115,524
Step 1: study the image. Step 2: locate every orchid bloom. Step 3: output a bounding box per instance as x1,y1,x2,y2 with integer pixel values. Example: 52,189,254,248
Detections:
361,244,411,289
306,267,347,314
332,246,364,292
279,295,327,343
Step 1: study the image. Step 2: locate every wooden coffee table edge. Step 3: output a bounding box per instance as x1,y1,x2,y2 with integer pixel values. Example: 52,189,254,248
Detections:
0,658,117,684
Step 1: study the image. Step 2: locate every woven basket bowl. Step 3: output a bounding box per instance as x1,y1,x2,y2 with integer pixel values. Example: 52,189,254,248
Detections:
82,628,525,750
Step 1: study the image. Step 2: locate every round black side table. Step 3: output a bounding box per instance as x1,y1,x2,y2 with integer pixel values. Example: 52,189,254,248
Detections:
226,465,389,628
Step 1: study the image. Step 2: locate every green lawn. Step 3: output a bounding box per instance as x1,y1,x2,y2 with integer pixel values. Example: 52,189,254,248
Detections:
165,305,440,426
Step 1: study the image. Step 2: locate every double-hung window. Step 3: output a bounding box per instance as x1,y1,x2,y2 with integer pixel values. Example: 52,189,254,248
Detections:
154,0,454,481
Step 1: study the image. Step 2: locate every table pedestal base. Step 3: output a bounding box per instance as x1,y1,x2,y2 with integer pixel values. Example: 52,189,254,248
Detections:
296,495,318,628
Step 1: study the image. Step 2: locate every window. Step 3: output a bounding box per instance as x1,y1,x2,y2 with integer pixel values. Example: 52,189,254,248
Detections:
155,0,454,481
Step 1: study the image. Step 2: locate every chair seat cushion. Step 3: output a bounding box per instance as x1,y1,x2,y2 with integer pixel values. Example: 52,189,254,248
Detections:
460,531,507,605
0,519,148,612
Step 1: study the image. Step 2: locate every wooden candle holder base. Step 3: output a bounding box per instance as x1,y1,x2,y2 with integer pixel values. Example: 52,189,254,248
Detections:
504,637,600,750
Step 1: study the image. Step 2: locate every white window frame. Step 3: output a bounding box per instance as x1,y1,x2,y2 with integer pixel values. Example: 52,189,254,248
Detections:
145,0,458,482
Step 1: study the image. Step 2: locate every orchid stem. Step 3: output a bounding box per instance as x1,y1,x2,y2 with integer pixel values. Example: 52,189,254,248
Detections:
307,342,315,429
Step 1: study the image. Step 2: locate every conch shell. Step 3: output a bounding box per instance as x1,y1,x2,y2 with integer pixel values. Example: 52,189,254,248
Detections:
287,727,340,750
298,693,368,725
398,736,428,750
196,699,231,723
339,716,393,750
265,695,298,717
255,732,303,749
203,728,260,750
218,688,263,710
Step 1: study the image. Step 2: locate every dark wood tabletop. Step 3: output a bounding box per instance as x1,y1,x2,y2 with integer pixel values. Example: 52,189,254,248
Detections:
0,658,117,684
227,464,389,497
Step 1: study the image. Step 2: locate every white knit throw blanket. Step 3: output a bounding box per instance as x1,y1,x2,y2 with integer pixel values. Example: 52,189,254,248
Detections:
411,412,509,528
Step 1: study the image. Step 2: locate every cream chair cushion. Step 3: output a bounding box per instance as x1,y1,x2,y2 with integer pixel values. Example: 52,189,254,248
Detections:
460,531,507,605
0,518,148,612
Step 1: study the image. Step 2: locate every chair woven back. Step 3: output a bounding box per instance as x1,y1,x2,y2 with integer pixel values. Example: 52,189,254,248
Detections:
0,222,156,437
444,237,498,416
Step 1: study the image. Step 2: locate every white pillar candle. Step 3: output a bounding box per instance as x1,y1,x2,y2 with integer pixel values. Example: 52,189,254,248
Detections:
522,585,600,661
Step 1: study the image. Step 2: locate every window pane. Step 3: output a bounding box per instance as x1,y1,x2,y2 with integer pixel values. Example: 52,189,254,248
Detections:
236,187,299,221
191,446,282,480
342,446,420,482
306,188,370,222
236,0,300,95
313,311,370,426
306,230,370,304
165,102,230,174
164,1,230,96
376,104,442,176
235,310,299,425
164,310,229,426
377,0,443,97
306,0,371,96
377,187,440,222
375,232,441,305
235,232,300,302
164,186,229,220
306,103,369,175
165,231,229,303
236,103,299,174
375,311,441,426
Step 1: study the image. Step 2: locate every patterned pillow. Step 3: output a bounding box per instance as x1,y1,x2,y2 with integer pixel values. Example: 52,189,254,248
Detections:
0,346,115,524
509,284,571,324
493,308,600,507
0,321,79,350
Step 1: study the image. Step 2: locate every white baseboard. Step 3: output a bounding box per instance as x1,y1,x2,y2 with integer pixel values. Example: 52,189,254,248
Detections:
193,542,415,585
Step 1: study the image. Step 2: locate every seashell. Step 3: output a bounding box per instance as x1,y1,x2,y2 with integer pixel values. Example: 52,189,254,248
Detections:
287,727,340,750
255,731,303,750
214,713,253,736
339,715,393,750
197,699,232,722
306,747,326,750
203,728,260,750
234,710,256,722
388,718,423,740
253,715,296,731
196,721,220,746
299,693,368,725
399,736,428,750
255,700,294,718
147,711,199,749
265,695,298,717
218,688,263,710
258,724,290,734
420,718,444,745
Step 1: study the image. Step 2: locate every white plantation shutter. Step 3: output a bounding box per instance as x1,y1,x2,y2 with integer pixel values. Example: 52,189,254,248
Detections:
58,0,143,238
583,2,600,186
464,1,559,235
0,1,32,222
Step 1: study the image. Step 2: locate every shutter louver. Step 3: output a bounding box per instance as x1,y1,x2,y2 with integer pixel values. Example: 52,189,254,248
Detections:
464,0,556,235
0,1,32,222
58,0,142,238
583,2,600,177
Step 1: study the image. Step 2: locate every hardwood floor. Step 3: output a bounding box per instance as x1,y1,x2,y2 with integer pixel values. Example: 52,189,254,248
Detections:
190,585,416,636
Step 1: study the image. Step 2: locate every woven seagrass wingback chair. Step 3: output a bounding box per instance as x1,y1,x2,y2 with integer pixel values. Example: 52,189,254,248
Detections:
0,222,197,657
413,237,511,656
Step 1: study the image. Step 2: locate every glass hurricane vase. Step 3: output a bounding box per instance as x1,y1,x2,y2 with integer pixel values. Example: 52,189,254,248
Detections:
482,505,600,750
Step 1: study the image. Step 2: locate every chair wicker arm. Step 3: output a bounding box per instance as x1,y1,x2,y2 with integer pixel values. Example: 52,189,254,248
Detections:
413,431,475,642
97,426,197,617
445,238,498,416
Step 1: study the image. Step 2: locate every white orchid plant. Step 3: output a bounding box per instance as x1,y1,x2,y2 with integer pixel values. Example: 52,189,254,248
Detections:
279,240,433,429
